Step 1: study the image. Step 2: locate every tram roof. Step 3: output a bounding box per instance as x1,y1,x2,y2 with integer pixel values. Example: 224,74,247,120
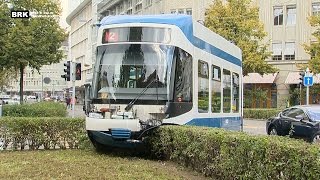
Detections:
100,14,192,29
100,15,242,67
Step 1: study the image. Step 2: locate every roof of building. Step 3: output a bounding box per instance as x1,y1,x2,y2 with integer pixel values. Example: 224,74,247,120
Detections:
66,0,91,25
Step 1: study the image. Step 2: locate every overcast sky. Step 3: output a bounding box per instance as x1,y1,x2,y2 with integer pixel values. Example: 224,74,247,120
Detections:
59,0,69,29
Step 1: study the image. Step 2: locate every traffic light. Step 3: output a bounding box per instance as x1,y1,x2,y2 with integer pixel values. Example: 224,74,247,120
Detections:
75,63,81,80
299,71,305,85
61,61,70,81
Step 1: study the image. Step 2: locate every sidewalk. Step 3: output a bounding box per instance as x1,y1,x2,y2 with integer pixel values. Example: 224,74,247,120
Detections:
67,105,85,117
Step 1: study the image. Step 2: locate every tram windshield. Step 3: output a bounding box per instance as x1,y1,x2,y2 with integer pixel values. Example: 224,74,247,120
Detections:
92,44,174,101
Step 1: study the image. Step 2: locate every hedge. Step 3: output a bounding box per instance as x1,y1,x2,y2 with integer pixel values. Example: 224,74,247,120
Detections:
147,126,320,179
2,102,67,117
244,108,281,119
0,117,86,150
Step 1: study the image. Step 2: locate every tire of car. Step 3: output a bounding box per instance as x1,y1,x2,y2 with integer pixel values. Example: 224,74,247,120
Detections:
311,132,320,144
268,126,278,135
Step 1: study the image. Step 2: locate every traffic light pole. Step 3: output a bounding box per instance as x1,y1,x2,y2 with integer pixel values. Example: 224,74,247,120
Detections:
71,61,76,118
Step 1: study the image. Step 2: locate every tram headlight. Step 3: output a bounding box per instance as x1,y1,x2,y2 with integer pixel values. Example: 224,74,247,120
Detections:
89,112,104,119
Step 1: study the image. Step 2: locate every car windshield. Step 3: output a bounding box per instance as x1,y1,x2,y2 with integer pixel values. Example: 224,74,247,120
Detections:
307,107,320,121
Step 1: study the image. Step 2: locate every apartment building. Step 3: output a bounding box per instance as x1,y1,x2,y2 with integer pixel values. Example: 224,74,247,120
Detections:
243,0,320,108
66,0,214,103
67,0,320,108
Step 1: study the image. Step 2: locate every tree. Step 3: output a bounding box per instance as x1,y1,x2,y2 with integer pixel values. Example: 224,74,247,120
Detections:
304,15,320,73
0,0,67,104
0,69,14,93
204,0,277,75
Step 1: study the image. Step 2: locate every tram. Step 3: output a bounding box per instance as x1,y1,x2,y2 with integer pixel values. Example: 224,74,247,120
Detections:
84,14,243,150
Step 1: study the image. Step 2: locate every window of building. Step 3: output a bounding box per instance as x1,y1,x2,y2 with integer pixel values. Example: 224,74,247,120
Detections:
272,43,282,60
170,9,176,14
119,4,124,13
127,9,132,14
135,3,142,12
178,9,184,14
223,69,231,113
198,60,209,113
128,0,132,7
274,7,283,26
186,9,192,15
146,0,152,7
211,65,221,113
286,6,296,25
284,42,295,60
313,3,320,15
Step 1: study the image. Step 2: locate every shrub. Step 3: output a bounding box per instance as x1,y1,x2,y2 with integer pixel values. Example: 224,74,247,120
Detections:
0,117,85,150
244,108,281,119
2,102,67,117
147,126,320,179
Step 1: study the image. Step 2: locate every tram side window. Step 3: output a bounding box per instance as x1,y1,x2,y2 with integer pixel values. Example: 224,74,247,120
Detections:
198,60,209,113
173,48,193,102
232,73,239,113
211,65,221,113
223,69,231,113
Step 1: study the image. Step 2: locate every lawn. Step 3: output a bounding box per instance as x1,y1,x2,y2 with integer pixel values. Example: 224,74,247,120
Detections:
0,150,208,180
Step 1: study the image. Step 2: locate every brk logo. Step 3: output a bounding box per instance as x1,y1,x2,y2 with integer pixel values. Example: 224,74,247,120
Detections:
11,10,30,18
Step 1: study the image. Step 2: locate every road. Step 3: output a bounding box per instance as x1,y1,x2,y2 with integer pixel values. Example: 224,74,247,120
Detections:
243,119,266,135
69,105,267,135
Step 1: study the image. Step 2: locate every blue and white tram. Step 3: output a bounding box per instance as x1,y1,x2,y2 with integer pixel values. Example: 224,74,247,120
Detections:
84,14,243,149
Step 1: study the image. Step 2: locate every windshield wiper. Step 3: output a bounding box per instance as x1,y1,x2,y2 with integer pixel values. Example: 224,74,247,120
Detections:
125,78,157,111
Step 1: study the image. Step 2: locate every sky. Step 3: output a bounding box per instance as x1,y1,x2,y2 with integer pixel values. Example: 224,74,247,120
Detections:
59,0,69,29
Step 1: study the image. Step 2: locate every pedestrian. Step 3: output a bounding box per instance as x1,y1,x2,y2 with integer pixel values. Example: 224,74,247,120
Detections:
70,97,76,110
66,97,70,109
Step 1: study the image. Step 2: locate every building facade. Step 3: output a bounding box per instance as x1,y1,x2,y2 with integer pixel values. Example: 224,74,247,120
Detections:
244,0,320,108
66,0,320,108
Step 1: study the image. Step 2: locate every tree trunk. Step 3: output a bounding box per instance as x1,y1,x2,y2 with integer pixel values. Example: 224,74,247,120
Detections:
19,64,24,105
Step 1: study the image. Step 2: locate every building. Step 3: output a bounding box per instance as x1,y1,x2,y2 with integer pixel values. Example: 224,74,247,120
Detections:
8,41,68,99
66,0,214,103
242,0,320,108
66,0,320,108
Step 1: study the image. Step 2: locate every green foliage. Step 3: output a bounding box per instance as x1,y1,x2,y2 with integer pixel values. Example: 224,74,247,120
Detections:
3,102,67,117
147,126,320,179
244,108,281,119
305,15,320,73
0,0,67,104
204,0,277,75
0,117,85,150
0,69,14,92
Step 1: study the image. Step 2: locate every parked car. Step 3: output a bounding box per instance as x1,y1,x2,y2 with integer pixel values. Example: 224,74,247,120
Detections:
266,105,320,143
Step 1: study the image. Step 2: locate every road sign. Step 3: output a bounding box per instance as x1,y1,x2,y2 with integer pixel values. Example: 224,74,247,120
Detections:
43,77,51,84
303,76,313,86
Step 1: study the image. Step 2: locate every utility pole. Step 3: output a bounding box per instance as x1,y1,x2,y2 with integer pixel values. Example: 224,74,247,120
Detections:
41,74,44,101
306,67,310,105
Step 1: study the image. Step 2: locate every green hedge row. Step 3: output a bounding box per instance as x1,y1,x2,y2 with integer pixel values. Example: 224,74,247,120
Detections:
2,102,67,117
0,117,86,150
147,126,320,179
244,108,281,119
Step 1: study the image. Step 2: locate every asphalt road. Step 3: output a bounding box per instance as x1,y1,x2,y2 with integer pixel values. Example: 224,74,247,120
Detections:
69,105,267,135
243,119,267,135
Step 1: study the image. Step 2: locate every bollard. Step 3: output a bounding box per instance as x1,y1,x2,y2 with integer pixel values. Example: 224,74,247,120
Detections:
0,104,2,117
